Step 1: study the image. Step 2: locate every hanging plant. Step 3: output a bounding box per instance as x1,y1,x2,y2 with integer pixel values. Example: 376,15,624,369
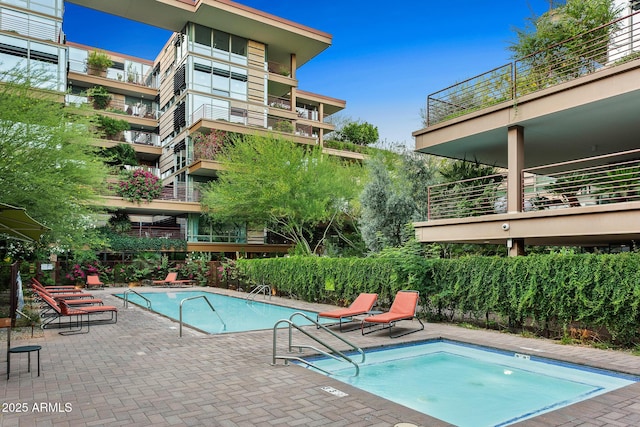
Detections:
116,169,162,203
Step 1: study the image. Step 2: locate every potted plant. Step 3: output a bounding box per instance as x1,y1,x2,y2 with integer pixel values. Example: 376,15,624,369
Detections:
87,50,113,77
88,86,111,110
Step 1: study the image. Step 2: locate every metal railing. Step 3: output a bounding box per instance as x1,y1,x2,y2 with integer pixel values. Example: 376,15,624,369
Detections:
123,289,152,309
426,10,640,126
122,130,161,147
427,64,513,126
272,312,364,376
68,58,158,89
267,60,291,77
426,150,640,220
191,104,297,135
267,96,291,110
246,284,271,302
522,150,640,210
179,295,225,337
0,9,60,42
427,173,508,220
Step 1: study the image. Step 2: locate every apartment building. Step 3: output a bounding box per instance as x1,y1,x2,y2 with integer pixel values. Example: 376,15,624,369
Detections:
412,0,640,256
0,0,348,256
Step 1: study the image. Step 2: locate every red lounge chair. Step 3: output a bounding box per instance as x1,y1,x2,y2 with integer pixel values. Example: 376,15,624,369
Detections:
32,284,103,307
317,293,378,331
86,275,104,289
361,290,424,338
31,283,95,300
38,293,117,333
31,278,76,290
152,272,193,287
152,272,177,287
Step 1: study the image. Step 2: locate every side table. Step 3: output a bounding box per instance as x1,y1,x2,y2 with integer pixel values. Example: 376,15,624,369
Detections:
7,345,41,379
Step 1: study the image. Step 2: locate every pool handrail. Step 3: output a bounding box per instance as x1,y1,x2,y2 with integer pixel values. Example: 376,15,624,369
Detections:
272,311,365,376
123,289,152,310
179,295,226,337
246,284,271,302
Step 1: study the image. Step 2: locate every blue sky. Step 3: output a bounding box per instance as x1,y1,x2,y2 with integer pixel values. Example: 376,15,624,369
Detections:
63,1,553,147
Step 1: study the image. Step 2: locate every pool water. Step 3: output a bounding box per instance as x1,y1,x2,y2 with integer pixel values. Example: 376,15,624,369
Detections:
117,290,325,333
308,340,637,427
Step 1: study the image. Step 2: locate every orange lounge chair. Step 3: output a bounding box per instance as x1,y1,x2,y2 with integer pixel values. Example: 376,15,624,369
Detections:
32,285,103,307
317,293,378,331
38,293,117,333
152,272,193,287
86,275,104,289
152,272,178,287
31,283,95,300
31,278,76,290
360,290,424,338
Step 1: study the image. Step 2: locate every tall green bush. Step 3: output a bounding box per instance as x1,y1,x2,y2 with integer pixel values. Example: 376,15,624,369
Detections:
237,252,640,345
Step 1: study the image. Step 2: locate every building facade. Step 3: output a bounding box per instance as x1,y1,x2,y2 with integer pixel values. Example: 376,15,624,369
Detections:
1,0,350,257
413,0,640,256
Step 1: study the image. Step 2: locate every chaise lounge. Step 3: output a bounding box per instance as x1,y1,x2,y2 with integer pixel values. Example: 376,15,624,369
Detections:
86,275,105,289
360,290,424,338
38,293,118,334
152,272,193,287
317,293,378,331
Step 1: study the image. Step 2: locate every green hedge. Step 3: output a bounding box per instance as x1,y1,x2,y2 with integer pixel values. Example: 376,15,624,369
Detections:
237,253,640,345
237,256,431,306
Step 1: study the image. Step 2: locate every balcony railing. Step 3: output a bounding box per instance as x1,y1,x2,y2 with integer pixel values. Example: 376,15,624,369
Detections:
426,150,640,220
267,61,291,77
122,130,160,147
192,104,296,134
426,10,640,126
158,182,201,203
428,174,508,220
0,9,61,42
68,58,158,89
104,98,159,120
268,96,291,110
187,232,246,244
125,226,183,240
522,150,640,210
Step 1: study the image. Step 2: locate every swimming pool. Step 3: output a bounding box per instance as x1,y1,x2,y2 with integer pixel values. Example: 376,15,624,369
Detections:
117,290,326,333
308,340,638,427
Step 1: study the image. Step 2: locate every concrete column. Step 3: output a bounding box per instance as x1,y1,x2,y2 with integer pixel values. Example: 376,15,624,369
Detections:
290,53,297,79
290,87,297,113
508,238,526,257
507,125,524,213
507,125,525,257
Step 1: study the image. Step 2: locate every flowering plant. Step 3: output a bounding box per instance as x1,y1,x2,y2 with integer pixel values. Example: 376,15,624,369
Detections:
117,169,162,203
65,264,86,282
192,130,226,161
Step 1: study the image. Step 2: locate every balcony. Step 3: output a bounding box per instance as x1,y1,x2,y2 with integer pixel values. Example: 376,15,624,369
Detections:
420,151,640,247
424,10,640,127
68,55,158,89
190,104,317,145
0,9,62,42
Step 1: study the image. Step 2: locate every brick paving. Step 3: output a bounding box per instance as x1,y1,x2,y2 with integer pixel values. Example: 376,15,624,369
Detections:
2,287,640,426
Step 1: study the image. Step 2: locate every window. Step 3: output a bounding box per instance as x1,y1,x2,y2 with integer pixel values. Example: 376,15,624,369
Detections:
193,24,212,55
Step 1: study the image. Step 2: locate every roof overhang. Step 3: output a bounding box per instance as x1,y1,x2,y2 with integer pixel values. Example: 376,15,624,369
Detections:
66,0,332,66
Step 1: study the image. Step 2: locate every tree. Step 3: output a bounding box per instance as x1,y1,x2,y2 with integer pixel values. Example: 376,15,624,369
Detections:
337,121,379,145
0,67,109,250
510,0,621,93
359,151,437,253
200,134,364,255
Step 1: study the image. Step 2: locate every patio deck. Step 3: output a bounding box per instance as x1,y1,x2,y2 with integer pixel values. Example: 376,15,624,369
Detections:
3,287,640,426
